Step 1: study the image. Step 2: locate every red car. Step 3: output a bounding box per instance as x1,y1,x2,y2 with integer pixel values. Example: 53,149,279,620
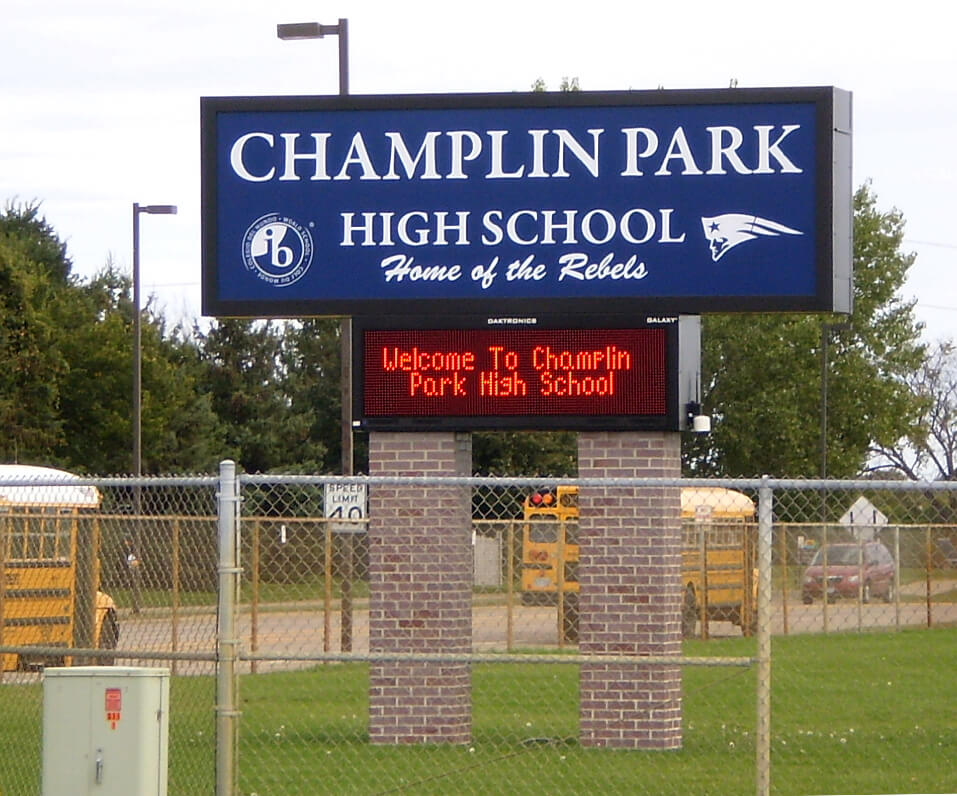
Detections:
801,542,895,604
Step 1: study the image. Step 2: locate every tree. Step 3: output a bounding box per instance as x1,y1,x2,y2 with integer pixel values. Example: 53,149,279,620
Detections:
1,202,224,474
870,340,957,481
143,323,225,474
51,263,133,472
0,201,73,282
279,318,338,472
52,261,224,474
531,77,580,92
473,431,577,476
0,202,71,461
196,318,295,473
685,183,926,477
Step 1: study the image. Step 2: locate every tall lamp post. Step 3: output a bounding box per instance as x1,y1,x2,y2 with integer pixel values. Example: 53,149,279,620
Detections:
276,18,352,480
819,321,850,479
277,18,355,650
132,202,177,612
276,19,349,95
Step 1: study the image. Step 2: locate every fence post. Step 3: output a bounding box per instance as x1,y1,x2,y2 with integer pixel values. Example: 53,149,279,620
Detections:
700,524,710,640
925,527,933,627
756,477,773,796
216,460,241,796
779,526,789,635
250,519,260,675
73,512,96,662
856,540,864,632
506,520,515,652
172,518,180,676
822,524,829,634
556,516,566,648
324,523,332,653
893,525,901,630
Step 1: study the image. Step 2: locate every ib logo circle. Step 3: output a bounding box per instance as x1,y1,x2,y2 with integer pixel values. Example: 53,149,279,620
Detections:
242,213,314,287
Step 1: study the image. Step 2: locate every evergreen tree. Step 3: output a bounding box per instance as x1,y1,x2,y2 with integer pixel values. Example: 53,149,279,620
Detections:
0,202,74,461
196,318,293,473
1,202,223,473
279,318,339,472
473,431,577,476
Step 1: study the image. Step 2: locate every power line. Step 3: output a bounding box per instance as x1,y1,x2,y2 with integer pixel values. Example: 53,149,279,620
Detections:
905,238,957,250
147,281,200,288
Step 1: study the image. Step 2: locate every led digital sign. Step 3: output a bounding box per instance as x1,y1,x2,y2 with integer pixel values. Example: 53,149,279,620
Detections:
354,319,694,431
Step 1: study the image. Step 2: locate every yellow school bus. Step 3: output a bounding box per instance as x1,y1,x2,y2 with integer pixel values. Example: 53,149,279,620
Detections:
0,465,118,671
521,485,757,637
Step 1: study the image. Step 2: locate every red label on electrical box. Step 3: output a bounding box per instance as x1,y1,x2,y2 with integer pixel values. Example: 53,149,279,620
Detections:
105,687,122,729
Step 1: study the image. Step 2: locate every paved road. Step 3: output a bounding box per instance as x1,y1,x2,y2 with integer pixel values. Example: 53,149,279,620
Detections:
101,595,957,676
3,595,953,684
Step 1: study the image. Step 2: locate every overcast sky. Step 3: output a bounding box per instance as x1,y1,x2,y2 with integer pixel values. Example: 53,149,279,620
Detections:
3,0,955,342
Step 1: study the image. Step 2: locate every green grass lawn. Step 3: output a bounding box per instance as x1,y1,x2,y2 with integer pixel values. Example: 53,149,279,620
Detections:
1,628,954,795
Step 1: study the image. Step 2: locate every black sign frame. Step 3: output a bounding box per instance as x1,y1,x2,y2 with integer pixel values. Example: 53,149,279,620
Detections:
202,86,852,320
352,315,696,432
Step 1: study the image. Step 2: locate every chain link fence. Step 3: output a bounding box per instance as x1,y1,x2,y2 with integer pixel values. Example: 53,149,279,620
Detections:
1,467,955,794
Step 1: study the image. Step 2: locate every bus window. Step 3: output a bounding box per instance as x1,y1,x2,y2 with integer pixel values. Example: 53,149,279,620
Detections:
528,520,557,544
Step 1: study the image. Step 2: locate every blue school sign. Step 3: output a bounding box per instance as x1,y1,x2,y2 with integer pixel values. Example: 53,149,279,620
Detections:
201,86,851,318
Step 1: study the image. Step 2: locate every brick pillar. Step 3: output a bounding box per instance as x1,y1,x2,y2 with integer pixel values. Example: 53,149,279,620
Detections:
368,431,472,745
578,431,683,749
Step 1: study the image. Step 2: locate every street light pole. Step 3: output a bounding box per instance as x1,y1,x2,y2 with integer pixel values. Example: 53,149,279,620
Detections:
819,321,850,479
277,17,355,651
276,17,349,94
819,319,850,562
276,18,351,478
131,202,176,612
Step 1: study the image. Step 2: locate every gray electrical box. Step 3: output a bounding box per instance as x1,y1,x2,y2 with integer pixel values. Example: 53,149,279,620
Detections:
42,666,170,796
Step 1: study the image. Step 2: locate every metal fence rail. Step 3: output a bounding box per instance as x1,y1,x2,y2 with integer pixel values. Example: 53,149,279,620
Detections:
1,468,955,795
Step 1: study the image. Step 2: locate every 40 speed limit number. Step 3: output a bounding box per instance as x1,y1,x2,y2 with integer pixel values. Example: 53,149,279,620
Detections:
324,483,367,533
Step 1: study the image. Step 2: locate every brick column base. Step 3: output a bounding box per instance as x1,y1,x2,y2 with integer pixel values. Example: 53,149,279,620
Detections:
577,431,683,749
368,432,472,745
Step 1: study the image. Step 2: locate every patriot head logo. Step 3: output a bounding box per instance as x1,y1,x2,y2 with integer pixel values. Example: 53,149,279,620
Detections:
701,214,803,262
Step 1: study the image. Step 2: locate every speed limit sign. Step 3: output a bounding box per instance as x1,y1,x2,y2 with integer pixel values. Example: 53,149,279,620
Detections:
324,483,367,533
